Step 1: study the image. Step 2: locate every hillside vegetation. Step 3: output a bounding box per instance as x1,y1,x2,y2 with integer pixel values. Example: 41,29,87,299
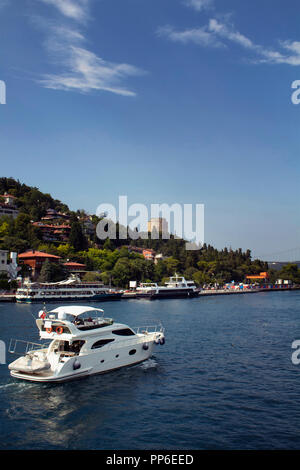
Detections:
0,177,299,287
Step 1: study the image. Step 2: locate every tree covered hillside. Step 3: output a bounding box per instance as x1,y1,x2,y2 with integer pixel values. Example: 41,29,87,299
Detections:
0,177,299,287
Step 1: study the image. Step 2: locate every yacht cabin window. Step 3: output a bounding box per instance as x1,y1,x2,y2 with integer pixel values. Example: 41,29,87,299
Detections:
92,339,115,349
112,328,135,336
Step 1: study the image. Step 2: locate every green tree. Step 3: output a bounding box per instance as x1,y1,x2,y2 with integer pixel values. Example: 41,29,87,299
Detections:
278,264,300,283
38,260,68,282
69,221,88,252
112,258,133,288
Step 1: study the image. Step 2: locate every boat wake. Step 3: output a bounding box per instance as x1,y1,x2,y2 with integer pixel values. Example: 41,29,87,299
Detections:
139,358,158,370
0,381,36,392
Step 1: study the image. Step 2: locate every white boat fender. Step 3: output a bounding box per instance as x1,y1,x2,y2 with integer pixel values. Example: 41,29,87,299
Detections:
159,337,165,345
142,343,149,350
73,359,81,370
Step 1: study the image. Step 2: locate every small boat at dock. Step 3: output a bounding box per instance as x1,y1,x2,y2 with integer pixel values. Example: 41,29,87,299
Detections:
15,277,123,303
136,274,198,299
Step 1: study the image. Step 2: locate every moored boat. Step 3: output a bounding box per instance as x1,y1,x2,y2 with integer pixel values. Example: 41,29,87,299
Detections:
136,274,198,299
15,277,122,303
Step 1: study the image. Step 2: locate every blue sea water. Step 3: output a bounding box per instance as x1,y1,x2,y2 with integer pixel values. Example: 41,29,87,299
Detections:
0,291,300,450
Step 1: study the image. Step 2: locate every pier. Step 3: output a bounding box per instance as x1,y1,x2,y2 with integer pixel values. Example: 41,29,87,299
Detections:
198,288,260,296
0,286,299,302
0,294,16,302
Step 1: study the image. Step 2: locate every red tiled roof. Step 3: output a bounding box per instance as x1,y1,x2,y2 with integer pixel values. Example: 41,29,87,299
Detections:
0,193,17,199
32,222,71,229
18,251,61,259
63,262,86,267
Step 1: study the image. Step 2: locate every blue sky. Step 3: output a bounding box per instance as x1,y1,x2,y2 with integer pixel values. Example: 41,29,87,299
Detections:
0,0,299,260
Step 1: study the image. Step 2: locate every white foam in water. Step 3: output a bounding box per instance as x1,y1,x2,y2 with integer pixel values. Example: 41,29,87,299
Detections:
139,358,158,370
0,383,17,390
0,381,36,392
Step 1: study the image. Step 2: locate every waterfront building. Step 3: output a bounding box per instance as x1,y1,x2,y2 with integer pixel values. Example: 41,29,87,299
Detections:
18,250,61,279
246,272,269,281
0,251,19,279
63,261,86,275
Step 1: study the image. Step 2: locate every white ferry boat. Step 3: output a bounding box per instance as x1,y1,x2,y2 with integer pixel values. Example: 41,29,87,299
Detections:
16,278,122,303
136,274,198,299
8,305,165,383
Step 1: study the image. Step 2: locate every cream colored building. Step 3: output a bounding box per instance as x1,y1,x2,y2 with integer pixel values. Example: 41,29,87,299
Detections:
147,217,168,235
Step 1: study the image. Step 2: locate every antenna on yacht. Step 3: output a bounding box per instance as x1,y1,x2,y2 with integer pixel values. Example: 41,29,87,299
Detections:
26,302,48,323
25,308,38,322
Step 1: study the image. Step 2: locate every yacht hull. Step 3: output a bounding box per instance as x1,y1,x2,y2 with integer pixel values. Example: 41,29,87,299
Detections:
137,289,199,299
9,339,158,383
16,293,122,303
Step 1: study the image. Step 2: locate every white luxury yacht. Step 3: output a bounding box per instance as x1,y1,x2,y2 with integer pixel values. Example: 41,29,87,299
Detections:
136,274,198,299
8,306,165,383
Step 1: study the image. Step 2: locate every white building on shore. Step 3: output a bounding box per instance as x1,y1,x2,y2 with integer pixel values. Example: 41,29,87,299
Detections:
0,250,19,279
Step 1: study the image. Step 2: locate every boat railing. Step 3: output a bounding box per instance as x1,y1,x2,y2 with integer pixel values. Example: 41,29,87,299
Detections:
133,324,165,335
8,338,49,356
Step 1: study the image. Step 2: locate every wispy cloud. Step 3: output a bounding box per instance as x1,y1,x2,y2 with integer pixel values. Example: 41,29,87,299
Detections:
157,24,223,48
208,18,254,49
208,19,300,65
158,17,300,67
34,1,144,96
40,42,144,96
38,0,89,22
184,0,214,12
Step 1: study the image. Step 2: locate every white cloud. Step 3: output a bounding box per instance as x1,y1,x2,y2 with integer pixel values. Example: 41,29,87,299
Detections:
159,17,300,67
34,1,144,96
157,24,223,48
38,0,89,22
40,44,144,96
209,19,300,66
208,18,254,49
38,24,144,96
184,0,214,12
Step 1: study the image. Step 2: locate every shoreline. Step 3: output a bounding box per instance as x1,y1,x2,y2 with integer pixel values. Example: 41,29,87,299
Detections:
1,286,299,302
